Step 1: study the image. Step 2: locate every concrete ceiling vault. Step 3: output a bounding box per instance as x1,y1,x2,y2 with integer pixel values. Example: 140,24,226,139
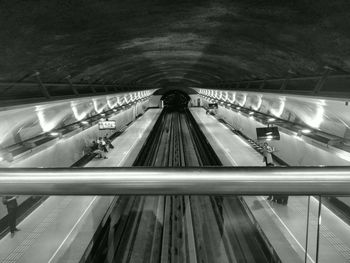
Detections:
1,0,350,92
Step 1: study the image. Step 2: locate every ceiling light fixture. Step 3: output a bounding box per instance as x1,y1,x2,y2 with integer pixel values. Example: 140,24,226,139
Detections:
301,129,311,134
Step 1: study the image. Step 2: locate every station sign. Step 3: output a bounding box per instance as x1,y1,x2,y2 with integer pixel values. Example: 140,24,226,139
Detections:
98,120,117,130
256,127,280,141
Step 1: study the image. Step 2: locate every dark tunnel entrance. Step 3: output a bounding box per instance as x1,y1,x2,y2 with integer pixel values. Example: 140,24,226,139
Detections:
161,90,191,110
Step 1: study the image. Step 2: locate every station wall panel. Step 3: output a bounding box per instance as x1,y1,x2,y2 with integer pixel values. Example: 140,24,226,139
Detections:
9,103,147,168
216,106,350,166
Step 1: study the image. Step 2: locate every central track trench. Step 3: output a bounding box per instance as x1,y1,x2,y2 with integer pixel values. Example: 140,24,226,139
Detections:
86,108,275,263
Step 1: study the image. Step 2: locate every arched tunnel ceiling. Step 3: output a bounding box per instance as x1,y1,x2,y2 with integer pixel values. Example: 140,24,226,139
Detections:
1,0,350,91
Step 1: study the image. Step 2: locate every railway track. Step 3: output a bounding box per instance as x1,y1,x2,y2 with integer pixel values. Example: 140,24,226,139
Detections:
87,108,274,263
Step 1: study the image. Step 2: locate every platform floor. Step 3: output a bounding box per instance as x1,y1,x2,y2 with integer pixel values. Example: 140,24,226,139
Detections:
191,107,350,263
0,109,161,263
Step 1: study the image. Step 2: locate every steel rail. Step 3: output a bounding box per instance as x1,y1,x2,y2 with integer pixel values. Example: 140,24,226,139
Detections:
0,167,350,195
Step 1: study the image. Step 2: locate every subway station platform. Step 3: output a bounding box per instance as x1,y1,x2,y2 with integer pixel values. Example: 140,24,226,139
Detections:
0,109,161,263
1,107,350,262
191,107,350,263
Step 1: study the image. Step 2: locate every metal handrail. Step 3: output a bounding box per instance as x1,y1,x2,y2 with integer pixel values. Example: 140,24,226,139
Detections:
0,167,349,195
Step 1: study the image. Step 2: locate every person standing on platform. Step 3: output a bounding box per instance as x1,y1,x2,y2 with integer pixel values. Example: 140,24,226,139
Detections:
2,196,20,237
263,142,275,202
91,141,107,159
262,142,274,166
104,134,114,149
98,137,108,153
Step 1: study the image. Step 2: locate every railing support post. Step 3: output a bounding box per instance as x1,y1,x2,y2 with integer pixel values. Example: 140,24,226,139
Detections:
65,75,79,96
34,72,51,99
314,66,333,94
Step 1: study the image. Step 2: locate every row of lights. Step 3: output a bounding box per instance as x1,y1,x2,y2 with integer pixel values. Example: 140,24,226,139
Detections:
41,97,149,140
202,94,314,139
201,93,350,163
0,95,151,162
